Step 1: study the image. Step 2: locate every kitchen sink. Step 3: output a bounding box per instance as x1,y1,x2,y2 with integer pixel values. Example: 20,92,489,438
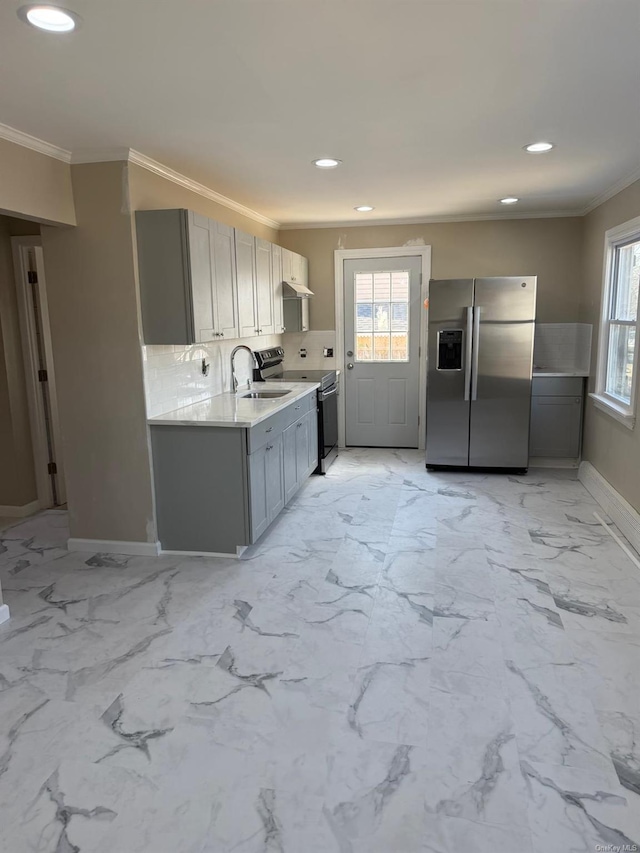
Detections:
241,391,291,399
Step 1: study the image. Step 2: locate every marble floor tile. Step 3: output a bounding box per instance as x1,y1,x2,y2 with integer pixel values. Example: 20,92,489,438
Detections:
1,449,639,852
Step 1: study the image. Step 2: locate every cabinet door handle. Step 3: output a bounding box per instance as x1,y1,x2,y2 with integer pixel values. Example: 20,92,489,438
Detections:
265,427,273,433
266,444,273,451
295,405,301,410
297,422,303,428
220,332,224,338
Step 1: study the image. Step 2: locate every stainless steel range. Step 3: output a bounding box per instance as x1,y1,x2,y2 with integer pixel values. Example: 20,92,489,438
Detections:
254,347,338,473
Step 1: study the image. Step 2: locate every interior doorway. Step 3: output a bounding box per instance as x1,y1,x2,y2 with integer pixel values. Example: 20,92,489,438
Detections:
12,237,66,509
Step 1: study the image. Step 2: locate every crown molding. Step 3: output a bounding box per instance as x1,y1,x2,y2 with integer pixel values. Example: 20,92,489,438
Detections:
71,146,280,229
581,165,640,216
2,120,639,230
0,121,71,163
279,209,584,230
70,147,131,164
126,149,281,230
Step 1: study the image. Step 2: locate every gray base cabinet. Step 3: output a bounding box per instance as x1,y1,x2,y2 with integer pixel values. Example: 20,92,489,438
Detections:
151,390,318,554
249,433,284,542
529,377,584,458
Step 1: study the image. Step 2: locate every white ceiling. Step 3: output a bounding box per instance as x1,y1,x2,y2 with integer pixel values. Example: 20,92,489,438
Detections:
1,0,639,226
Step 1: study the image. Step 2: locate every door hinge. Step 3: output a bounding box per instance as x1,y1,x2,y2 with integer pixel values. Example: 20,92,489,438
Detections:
38,369,48,382
28,271,38,284
48,462,57,475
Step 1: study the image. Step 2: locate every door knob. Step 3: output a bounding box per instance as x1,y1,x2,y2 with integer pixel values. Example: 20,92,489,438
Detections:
347,363,354,369
347,350,353,357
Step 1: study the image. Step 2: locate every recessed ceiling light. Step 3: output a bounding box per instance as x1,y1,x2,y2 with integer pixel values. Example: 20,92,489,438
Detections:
18,5,80,32
354,205,375,212
524,141,554,153
500,197,519,205
313,158,341,169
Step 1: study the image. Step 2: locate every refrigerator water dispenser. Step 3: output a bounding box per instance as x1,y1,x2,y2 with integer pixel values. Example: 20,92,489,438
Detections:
437,330,464,370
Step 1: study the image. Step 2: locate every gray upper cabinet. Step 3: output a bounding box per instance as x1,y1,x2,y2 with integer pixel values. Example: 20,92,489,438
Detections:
282,248,308,287
136,209,209,345
254,238,275,336
136,209,307,344
271,243,285,334
210,221,238,340
235,229,259,338
136,209,238,345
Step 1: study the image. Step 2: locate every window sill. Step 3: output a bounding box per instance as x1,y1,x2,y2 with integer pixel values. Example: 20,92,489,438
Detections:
589,393,636,430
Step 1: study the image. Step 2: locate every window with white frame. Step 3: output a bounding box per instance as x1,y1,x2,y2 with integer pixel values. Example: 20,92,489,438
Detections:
593,216,640,427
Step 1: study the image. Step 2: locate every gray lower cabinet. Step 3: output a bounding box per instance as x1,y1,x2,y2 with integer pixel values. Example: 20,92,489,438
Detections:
529,377,584,458
283,421,298,503
282,407,318,502
249,432,284,541
151,390,318,554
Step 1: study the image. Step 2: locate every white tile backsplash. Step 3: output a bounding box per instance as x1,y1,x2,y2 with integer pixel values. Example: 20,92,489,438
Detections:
533,323,592,374
143,334,282,418
282,330,336,369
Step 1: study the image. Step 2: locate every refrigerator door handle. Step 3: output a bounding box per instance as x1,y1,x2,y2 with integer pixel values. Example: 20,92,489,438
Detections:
464,306,473,401
471,306,481,401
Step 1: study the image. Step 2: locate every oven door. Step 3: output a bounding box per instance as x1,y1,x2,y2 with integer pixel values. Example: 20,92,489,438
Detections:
319,385,338,458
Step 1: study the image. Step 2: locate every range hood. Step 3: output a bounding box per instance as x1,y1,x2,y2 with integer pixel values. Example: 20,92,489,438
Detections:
283,281,314,298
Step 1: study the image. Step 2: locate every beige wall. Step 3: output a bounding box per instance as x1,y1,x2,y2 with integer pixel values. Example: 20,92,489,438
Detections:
279,218,584,330
0,217,38,507
128,164,278,242
0,138,75,226
580,178,640,512
41,162,156,543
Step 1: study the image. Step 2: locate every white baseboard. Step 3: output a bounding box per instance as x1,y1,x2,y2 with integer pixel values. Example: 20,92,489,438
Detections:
0,604,10,625
67,538,161,557
160,545,246,559
529,457,580,469
578,461,640,556
0,500,40,518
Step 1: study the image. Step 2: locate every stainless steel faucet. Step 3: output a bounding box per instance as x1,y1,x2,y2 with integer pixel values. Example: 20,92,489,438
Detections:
230,345,257,393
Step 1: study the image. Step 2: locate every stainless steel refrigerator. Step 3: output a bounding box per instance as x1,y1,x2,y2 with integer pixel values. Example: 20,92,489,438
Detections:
426,277,537,471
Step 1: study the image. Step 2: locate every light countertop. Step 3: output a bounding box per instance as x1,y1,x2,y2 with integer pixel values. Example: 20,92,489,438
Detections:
533,370,589,378
148,382,320,428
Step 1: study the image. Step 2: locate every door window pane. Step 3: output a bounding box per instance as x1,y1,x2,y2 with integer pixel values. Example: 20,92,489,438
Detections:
373,273,391,301
391,332,408,360
357,334,373,360
356,304,373,331
374,333,391,360
374,303,391,331
354,270,410,361
356,274,373,303
391,303,408,331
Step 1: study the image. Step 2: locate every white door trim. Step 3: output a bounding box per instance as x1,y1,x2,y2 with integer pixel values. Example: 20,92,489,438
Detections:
334,246,432,450
11,237,67,508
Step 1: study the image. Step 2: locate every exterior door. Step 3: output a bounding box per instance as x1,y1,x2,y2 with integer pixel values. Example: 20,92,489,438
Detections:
425,279,474,466
344,256,422,447
468,277,536,467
